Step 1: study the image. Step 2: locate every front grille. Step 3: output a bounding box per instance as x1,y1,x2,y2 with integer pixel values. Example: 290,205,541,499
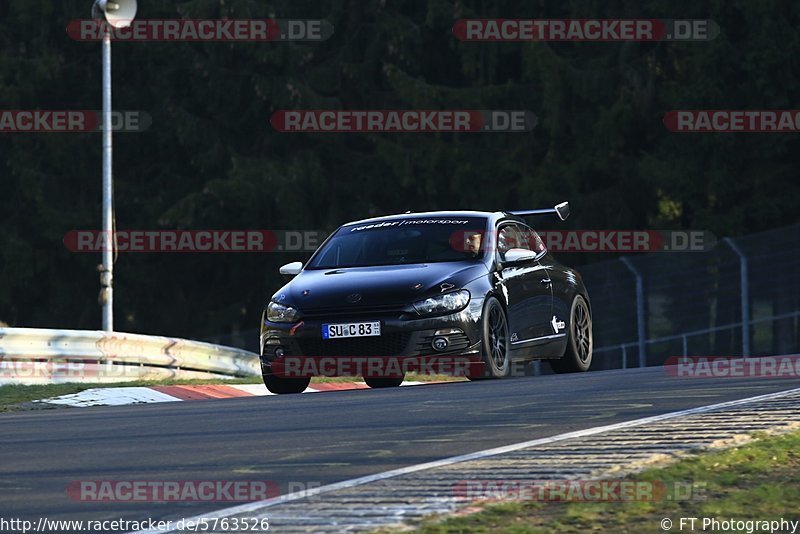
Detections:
301,304,405,318
298,333,411,357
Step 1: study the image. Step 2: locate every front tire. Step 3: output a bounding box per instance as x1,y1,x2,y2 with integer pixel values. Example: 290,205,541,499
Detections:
364,376,404,388
549,294,593,373
262,367,311,394
471,296,511,379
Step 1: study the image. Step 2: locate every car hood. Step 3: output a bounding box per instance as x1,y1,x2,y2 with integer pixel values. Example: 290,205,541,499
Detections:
275,261,488,311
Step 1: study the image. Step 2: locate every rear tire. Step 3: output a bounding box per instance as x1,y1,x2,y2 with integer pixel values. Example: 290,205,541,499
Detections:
470,296,511,379
549,294,592,373
262,368,311,394
364,376,404,388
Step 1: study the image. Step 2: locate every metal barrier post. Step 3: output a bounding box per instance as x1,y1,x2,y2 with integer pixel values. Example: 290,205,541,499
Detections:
621,257,647,367
724,238,751,357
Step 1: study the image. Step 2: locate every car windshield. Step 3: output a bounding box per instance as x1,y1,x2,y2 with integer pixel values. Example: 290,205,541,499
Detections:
306,217,488,269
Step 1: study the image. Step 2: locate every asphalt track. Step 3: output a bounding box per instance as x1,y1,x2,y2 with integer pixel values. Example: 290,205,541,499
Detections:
3,367,800,527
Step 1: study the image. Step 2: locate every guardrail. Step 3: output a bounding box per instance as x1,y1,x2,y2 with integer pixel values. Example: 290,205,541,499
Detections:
0,327,261,385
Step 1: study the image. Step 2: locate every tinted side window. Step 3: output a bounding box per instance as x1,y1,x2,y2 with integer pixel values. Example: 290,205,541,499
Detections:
518,224,546,255
496,224,529,260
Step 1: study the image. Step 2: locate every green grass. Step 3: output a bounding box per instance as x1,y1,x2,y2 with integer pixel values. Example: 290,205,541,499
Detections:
415,429,800,533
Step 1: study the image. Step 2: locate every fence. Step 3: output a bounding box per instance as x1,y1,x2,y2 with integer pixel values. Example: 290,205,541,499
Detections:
583,223,800,369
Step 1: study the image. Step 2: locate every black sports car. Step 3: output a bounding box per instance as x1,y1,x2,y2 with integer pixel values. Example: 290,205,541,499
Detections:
260,203,592,394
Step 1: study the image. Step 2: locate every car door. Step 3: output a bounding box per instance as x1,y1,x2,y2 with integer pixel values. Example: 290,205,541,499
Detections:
495,222,554,355
521,223,572,358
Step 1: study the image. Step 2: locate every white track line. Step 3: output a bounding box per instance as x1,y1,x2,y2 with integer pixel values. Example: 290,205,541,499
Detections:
133,386,800,533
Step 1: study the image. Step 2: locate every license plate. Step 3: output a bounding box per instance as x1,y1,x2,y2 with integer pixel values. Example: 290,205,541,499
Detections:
322,322,381,339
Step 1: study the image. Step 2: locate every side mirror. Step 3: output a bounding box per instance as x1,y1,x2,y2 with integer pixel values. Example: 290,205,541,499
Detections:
502,248,538,267
555,201,570,221
279,261,303,278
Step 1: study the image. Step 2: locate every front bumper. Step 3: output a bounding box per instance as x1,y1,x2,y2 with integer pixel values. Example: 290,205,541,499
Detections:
260,303,484,378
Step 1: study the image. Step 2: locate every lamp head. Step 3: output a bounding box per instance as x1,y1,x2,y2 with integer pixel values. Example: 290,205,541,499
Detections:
92,0,137,29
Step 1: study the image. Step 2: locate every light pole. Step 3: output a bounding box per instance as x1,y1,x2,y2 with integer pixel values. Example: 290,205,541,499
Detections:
91,0,137,331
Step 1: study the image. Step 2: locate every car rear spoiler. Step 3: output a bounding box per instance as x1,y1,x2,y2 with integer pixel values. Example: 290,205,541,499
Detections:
509,201,570,221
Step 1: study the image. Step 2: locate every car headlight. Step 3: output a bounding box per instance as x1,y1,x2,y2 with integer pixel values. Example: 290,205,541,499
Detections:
266,301,300,323
413,290,471,315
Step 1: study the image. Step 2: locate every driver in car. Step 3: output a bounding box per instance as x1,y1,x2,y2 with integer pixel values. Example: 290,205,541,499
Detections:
465,232,482,257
